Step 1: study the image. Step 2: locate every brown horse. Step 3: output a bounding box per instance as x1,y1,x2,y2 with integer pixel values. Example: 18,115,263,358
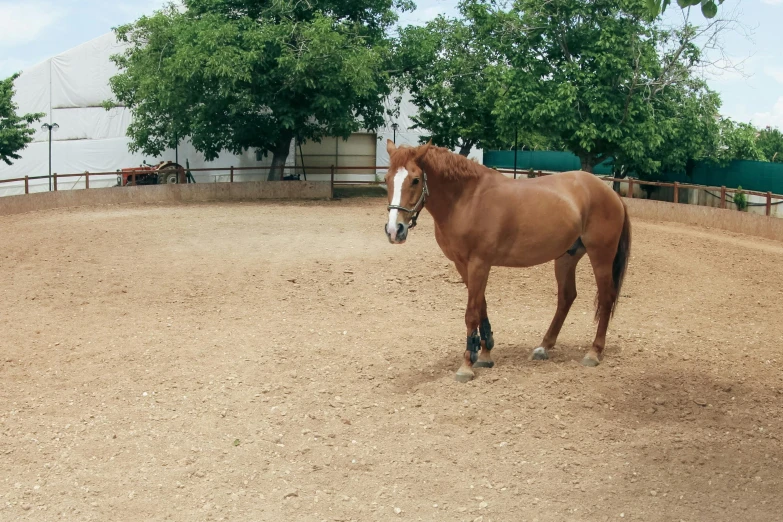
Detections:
384,141,631,382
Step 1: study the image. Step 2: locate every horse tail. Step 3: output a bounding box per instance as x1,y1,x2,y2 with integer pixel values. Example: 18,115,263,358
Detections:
610,200,631,316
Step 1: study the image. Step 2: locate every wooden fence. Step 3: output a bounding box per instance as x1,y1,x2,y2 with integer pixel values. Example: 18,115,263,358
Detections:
1,165,781,217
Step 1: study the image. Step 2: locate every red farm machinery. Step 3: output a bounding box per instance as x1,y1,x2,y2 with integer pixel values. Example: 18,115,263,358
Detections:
116,160,190,186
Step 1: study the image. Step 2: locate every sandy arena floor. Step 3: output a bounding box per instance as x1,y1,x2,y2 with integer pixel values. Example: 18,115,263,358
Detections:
1,197,783,522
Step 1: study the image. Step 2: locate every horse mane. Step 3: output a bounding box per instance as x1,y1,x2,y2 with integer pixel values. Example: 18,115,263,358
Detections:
418,145,487,180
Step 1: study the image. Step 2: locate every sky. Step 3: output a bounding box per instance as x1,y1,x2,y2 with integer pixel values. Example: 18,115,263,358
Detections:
0,0,781,129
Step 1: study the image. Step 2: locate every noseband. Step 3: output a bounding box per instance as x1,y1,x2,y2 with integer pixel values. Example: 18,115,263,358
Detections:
387,171,429,229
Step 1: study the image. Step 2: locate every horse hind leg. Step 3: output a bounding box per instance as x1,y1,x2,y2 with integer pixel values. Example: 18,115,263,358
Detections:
582,253,617,367
582,204,630,366
531,245,584,361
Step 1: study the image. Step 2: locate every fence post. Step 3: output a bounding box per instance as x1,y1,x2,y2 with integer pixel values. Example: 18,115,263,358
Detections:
673,182,679,203
230,166,234,183
330,165,335,198
767,192,772,216
627,179,634,199
24,176,29,194
132,171,137,185
53,173,58,191
720,186,726,209
85,172,90,190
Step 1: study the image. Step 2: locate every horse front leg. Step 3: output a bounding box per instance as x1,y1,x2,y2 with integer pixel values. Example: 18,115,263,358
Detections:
454,260,495,370
475,298,495,368
455,260,491,382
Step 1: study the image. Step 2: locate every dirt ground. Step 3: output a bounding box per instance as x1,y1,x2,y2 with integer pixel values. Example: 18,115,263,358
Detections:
1,197,783,522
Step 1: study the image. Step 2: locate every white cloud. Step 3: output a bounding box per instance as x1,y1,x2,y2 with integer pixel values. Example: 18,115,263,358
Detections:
396,0,461,27
702,54,757,84
750,97,783,129
764,66,783,85
0,57,32,79
0,1,66,47
115,0,176,18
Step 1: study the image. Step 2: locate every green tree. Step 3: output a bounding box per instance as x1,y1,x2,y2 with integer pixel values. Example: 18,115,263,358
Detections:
0,73,44,165
108,0,407,180
648,0,725,20
482,0,720,176
756,126,783,163
394,11,508,155
706,118,766,164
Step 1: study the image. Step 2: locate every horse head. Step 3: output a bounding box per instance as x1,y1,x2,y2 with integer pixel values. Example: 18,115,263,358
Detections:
384,139,432,244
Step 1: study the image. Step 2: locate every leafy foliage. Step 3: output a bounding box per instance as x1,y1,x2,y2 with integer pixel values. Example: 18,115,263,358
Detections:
108,0,407,179
395,3,565,155
0,73,45,166
481,0,720,176
394,9,507,155
733,185,747,211
756,127,783,163
706,119,766,164
647,0,724,20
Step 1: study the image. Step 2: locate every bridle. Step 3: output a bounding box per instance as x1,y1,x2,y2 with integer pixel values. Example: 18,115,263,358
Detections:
386,171,429,229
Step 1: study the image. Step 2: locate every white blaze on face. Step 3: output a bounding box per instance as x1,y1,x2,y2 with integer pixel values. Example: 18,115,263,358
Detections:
387,167,409,241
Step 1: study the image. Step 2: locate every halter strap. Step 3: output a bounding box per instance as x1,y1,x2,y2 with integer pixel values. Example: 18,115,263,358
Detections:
386,171,429,229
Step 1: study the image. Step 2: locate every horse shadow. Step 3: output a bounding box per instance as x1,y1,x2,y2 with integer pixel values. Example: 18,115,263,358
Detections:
392,340,596,392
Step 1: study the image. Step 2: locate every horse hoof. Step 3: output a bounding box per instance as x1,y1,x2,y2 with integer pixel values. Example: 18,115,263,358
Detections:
581,356,600,367
531,347,549,360
455,368,475,383
474,359,495,368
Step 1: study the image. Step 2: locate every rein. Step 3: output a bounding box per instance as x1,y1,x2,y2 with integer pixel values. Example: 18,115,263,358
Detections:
387,171,429,229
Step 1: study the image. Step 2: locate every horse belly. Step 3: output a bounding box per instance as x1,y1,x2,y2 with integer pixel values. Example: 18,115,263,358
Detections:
491,209,582,267
493,240,575,268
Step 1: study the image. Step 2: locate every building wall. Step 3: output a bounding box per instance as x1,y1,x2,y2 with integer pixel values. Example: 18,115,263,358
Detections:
1,36,480,195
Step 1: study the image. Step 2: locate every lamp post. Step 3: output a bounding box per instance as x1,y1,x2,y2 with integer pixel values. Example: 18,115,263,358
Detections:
41,123,59,191
391,122,399,144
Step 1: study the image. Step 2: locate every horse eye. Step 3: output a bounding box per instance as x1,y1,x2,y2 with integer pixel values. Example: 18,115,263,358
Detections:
412,178,420,185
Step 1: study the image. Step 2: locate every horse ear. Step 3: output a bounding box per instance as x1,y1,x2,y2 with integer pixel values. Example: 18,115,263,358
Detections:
386,139,396,155
414,140,432,162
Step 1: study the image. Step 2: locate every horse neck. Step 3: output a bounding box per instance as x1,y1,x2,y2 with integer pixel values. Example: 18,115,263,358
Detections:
420,153,479,225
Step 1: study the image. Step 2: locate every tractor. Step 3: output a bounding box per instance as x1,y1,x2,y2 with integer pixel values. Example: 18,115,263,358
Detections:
116,160,186,186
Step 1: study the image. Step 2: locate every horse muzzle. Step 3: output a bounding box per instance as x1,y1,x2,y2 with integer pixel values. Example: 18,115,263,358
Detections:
385,222,408,244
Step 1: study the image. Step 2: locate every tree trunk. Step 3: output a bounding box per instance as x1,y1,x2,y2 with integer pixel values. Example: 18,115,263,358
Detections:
458,141,474,157
267,136,292,181
612,165,625,193
579,154,594,173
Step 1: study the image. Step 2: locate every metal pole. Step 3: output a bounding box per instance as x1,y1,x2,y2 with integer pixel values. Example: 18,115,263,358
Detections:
513,128,518,180
48,127,52,191
175,141,179,183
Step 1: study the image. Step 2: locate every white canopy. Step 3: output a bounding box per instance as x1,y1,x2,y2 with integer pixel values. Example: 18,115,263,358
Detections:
0,32,481,196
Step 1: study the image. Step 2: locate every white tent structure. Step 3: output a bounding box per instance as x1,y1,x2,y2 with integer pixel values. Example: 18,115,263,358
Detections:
0,32,481,196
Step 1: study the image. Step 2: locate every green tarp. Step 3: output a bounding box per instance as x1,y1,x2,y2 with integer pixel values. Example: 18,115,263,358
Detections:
483,150,783,193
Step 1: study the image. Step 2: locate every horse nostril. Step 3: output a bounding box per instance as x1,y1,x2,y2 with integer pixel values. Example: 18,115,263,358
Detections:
397,223,408,241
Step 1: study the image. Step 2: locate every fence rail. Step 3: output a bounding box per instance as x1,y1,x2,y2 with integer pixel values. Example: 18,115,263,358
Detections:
1,165,782,217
